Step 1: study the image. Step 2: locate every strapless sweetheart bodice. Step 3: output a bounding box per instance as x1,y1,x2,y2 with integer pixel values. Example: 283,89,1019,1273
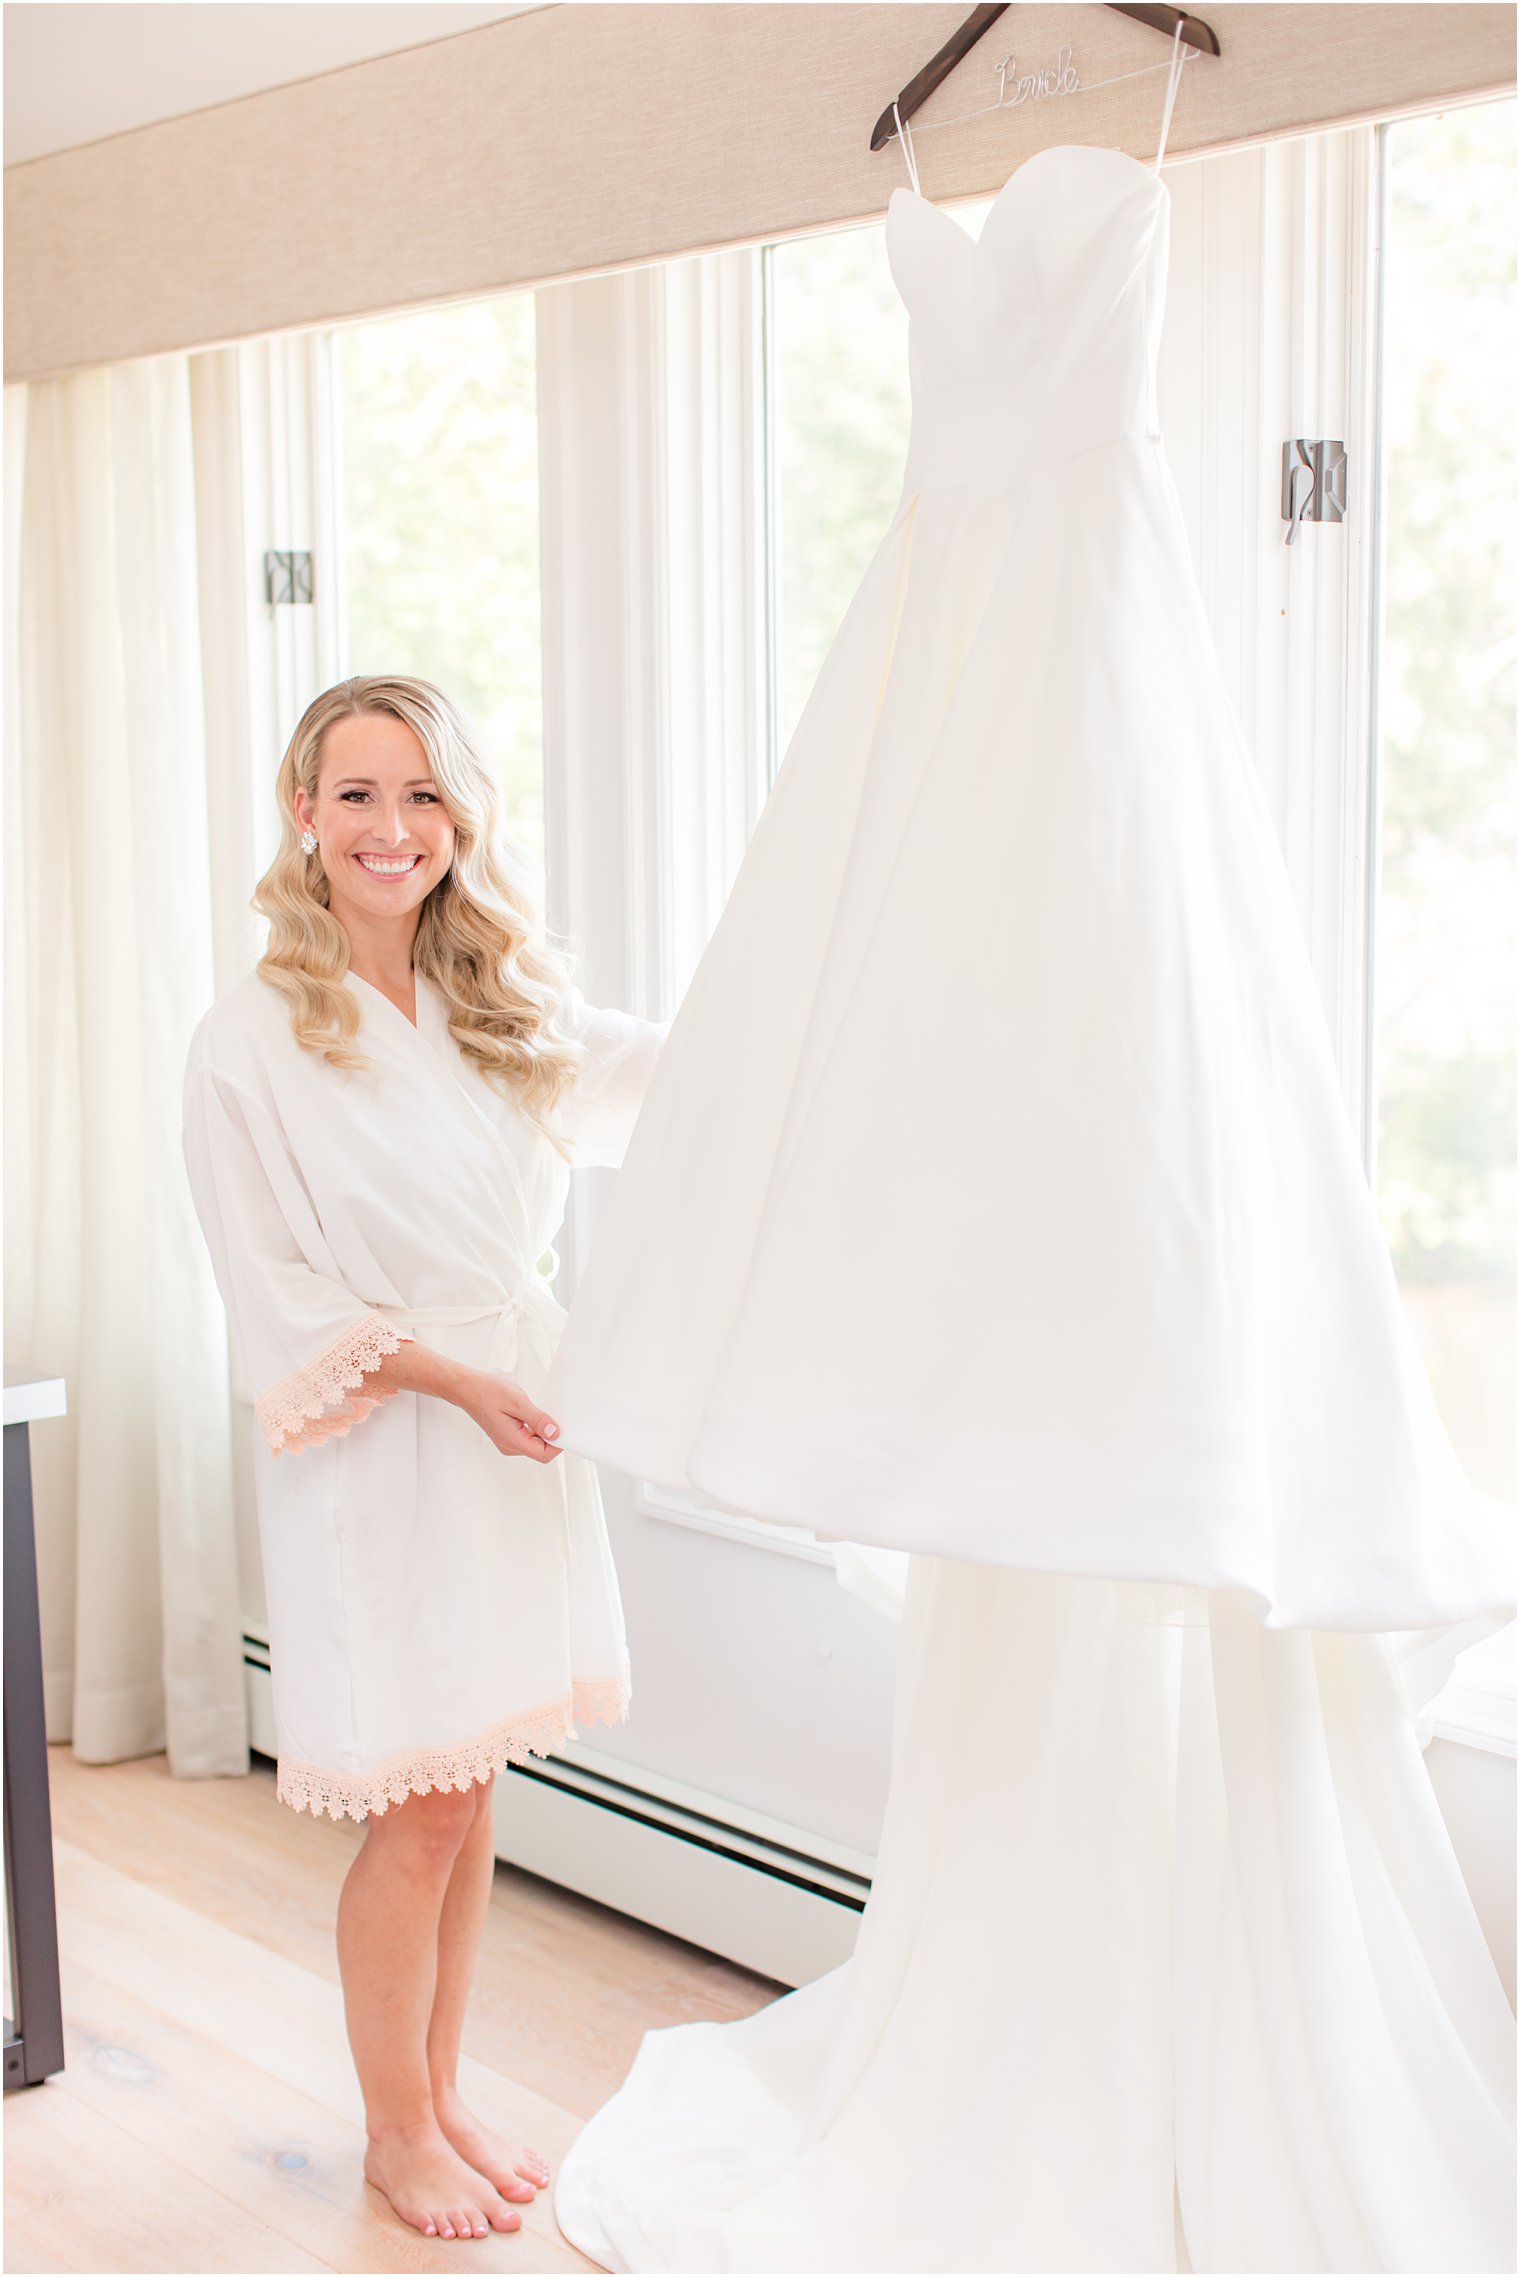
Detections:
886,143,1170,491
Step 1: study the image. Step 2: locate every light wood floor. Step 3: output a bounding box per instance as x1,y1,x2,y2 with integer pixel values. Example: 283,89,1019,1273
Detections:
4,1745,780,2275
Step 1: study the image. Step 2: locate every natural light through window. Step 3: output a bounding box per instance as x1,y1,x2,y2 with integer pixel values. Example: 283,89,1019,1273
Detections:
332,295,545,865
1371,101,1516,1503
765,222,910,769
764,199,995,773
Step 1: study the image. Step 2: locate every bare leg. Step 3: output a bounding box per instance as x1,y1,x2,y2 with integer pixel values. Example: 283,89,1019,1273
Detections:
338,1783,523,2239
428,1777,552,2199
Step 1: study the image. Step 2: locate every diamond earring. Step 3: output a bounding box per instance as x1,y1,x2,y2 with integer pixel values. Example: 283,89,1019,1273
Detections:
300,828,318,855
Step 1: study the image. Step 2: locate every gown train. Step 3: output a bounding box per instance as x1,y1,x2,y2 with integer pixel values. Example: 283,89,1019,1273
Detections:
556,1563,1516,2273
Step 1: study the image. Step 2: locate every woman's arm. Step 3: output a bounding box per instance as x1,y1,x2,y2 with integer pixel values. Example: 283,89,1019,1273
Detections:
184,1051,559,1463
364,1340,561,1464
553,988,672,1169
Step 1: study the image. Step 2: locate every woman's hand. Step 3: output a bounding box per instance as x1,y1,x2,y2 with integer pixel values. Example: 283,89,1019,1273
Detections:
358,1340,561,1461
456,1370,563,1464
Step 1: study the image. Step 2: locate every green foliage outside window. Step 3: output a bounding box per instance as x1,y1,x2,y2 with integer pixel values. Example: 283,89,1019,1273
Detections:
768,221,915,763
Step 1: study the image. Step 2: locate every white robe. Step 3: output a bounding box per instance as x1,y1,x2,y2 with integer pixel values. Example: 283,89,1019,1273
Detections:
182,965,664,1821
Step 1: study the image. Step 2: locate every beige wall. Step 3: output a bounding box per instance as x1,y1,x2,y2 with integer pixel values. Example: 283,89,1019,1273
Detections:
5,2,1515,381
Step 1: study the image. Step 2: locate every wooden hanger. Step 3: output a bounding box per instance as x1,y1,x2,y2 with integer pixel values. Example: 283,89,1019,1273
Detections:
869,4,1220,152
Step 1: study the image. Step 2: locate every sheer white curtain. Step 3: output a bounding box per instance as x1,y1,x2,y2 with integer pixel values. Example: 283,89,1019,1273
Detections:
3,357,247,1777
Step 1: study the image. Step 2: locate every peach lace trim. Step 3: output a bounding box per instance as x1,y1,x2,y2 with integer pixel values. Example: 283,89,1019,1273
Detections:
275,1673,632,1822
256,1313,415,1456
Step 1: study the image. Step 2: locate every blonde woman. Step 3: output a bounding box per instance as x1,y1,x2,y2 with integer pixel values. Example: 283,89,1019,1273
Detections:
182,676,666,2242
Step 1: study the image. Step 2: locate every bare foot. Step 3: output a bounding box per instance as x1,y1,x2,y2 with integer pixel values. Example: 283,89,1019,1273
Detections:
434,2085,551,2205
364,2116,523,2238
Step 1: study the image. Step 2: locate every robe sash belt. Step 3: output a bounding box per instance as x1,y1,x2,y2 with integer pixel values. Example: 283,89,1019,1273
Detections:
370,1279,568,1392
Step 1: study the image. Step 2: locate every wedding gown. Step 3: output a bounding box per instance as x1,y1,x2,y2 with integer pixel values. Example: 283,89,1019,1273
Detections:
541,136,1514,1692
548,61,1516,2275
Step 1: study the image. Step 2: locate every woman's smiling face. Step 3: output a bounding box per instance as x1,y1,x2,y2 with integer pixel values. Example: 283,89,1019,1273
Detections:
294,710,457,927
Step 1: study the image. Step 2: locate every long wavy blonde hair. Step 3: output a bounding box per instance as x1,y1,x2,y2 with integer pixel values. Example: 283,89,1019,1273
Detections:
254,676,581,1143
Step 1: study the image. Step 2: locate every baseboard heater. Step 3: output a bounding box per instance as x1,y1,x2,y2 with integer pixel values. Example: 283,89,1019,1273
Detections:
243,1630,869,1988
496,1747,869,1986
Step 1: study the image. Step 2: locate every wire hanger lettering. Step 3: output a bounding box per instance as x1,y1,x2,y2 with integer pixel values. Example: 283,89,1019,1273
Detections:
870,5,1219,154
992,44,1083,112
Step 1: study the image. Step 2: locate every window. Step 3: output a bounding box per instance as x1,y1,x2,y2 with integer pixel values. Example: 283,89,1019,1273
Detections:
1370,102,1516,1501
331,294,545,864
763,222,911,772
762,200,1002,776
